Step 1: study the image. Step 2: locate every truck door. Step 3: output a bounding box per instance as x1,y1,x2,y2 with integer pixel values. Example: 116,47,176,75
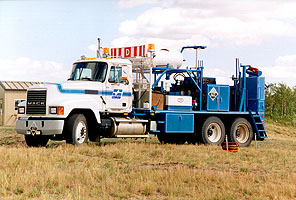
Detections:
105,65,132,112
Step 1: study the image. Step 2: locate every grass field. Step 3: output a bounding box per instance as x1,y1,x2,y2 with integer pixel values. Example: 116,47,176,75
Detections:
0,121,296,200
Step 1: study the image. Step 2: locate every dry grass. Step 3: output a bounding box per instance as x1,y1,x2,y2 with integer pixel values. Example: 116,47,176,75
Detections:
0,122,296,199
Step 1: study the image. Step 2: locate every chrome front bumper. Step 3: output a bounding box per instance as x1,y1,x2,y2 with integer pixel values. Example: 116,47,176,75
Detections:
16,119,64,135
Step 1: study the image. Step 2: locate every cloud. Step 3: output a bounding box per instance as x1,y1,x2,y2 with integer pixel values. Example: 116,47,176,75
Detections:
262,54,296,86
113,0,296,49
118,0,159,9
88,44,97,52
0,57,69,82
203,54,296,87
111,36,210,51
203,68,233,85
199,53,296,87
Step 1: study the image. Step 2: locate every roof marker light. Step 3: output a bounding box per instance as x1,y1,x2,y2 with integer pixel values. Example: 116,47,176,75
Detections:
148,44,155,52
104,48,110,54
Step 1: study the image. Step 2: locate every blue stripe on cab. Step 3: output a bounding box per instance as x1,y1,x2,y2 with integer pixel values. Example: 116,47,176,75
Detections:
57,84,85,94
46,83,132,96
123,92,132,97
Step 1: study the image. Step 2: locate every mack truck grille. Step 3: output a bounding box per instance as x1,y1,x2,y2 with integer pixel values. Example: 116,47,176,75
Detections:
26,90,47,115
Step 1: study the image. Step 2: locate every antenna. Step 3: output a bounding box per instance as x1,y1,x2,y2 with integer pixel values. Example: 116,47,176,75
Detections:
236,58,240,78
97,38,101,58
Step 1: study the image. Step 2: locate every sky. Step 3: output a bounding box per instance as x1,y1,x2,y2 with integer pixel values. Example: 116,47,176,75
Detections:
1,0,296,86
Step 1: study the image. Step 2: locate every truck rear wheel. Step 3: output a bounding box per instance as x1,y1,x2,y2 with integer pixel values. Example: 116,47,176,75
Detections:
25,135,49,147
66,114,88,145
229,118,253,147
201,116,225,145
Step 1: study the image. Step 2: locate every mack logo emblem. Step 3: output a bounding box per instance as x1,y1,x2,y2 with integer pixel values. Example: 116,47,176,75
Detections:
27,101,46,105
177,98,184,103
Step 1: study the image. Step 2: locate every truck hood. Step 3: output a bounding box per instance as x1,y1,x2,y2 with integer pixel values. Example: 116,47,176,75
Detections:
26,81,106,118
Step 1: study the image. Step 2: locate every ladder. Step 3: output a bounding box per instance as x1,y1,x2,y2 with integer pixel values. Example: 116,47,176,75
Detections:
250,112,268,139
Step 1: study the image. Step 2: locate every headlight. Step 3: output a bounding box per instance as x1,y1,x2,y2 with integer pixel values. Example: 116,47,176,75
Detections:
49,106,64,115
49,107,57,114
18,107,25,114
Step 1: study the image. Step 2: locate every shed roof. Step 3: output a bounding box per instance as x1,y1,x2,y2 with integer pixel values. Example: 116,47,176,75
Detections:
0,81,41,91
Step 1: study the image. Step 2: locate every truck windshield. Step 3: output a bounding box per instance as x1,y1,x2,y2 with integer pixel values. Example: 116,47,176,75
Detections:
70,62,108,82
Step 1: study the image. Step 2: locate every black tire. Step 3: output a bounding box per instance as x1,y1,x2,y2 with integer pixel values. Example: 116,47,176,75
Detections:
89,134,101,143
229,118,253,147
201,116,225,145
25,135,49,147
88,120,101,142
66,114,88,145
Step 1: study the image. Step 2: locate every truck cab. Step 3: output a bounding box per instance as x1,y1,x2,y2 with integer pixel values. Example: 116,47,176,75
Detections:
69,59,133,113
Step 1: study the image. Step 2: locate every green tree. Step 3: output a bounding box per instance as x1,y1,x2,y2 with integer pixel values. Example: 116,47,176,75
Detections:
265,83,296,124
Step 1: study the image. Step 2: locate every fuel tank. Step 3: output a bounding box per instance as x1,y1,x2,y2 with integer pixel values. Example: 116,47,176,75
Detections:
109,117,148,137
153,49,183,68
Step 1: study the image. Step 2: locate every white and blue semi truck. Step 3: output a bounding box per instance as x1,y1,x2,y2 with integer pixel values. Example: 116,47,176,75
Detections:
16,39,267,147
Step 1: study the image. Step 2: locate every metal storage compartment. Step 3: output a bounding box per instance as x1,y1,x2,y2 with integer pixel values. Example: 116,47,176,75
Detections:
246,77,265,114
161,114,194,133
204,84,230,111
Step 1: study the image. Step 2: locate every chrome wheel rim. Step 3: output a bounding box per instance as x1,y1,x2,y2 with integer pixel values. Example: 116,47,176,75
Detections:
75,121,87,144
235,124,249,143
207,123,222,143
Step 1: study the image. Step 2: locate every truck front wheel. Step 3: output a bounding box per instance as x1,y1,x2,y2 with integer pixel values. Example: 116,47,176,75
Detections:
229,118,253,147
66,114,89,145
25,135,49,147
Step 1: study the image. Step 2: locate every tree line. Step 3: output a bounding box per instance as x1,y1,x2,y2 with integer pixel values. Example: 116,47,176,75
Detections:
265,83,296,125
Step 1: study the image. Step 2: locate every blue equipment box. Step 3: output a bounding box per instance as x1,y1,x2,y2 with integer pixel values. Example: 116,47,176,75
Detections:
161,114,194,133
204,84,230,111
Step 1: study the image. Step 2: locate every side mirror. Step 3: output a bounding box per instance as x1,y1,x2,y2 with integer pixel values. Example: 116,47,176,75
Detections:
125,79,129,85
108,77,115,83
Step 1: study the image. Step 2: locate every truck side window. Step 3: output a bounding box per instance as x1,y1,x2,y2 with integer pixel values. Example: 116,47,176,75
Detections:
109,66,124,83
